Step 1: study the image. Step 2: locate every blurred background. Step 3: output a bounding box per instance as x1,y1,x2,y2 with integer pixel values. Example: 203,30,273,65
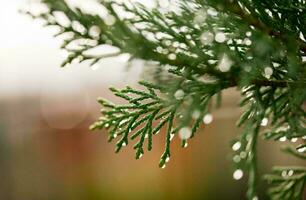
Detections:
0,0,304,199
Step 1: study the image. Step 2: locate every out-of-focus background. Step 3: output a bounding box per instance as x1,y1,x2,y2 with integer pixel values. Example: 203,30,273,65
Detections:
0,1,304,199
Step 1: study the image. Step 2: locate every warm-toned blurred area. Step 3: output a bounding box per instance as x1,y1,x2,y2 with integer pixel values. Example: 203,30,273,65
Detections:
0,1,304,200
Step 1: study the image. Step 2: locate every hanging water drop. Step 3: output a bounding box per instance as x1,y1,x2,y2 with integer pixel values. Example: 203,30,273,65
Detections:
264,67,273,78
281,170,287,177
194,9,207,24
298,147,306,153
179,127,192,140
291,138,298,143
192,110,201,119
168,53,177,60
217,54,233,72
246,31,252,37
91,63,100,71
215,32,226,43
203,114,213,124
200,32,214,45
261,118,268,126
244,38,252,46
233,169,244,180
240,151,247,159
232,141,241,151
89,26,101,38
104,15,116,26
207,8,218,16
174,90,185,100
252,196,258,200
279,136,287,142
170,133,175,141
233,155,241,163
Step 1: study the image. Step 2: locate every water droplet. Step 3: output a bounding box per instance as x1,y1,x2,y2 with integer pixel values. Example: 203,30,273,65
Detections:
244,66,252,72
91,63,100,71
145,134,149,139
139,153,143,159
281,170,287,177
165,156,170,163
113,133,117,138
162,49,169,54
168,53,177,60
192,110,201,119
291,138,298,143
104,15,116,26
89,26,101,38
203,114,213,124
232,142,241,151
261,118,268,126
174,90,185,100
207,8,218,16
233,169,244,180
183,142,188,148
173,41,180,48
244,38,252,46
179,127,192,140
246,31,252,37
200,32,214,45
122,142,127,147
298,147,306,153
164,40,172,46
170,133,175,141
288,170,294,176
217,54,233,72
252,196,258,200
233,155,241,163
279,136,287,142
215,32,227,43
156,46,163,53
264,67,273,78
240,151,247,159
161,164,166,169
194,9,207,24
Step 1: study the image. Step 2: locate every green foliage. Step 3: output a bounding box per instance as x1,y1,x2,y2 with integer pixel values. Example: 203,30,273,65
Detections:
264,166,306,200
26,0,306,199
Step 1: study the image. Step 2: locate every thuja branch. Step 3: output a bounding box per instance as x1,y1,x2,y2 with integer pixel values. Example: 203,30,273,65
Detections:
222,0,306,54
27,0,306,199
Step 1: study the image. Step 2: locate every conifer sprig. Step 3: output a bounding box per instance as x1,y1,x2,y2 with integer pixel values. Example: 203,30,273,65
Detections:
26,0,306,199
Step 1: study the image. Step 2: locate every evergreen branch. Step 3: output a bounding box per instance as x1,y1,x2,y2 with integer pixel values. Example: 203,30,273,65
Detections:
264,166,306,200
222,0,306,54
91,80,220,167
26,0,306,199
